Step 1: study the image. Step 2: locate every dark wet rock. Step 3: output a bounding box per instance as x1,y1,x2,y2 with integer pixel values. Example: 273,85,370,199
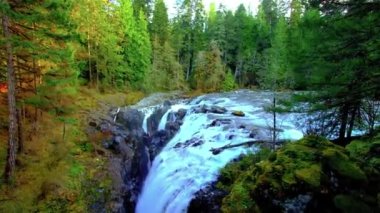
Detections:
175,138,204,148
116,108,144,132
176,109,187,120
211,106,227,114
232,110,245,117
209,119,232,127
147,130,170,160
188,182,226,213
194,105,227,114
249,128,259,138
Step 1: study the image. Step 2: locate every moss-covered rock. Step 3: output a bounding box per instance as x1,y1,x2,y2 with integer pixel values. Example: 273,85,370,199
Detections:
218,135,380,212
323,148,367,181
295,164,321,188
346,140,371,159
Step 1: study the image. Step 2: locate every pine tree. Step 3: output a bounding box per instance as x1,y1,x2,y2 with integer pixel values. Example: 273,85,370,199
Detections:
147,39,185,91
289,0,380,143
260,16,292,89
118,0,151,88
193,41,225,92
132,0,152,18
148,0,184,91
174,0,206,81
151,0,169,44
72,0,125,87
0,0,78,182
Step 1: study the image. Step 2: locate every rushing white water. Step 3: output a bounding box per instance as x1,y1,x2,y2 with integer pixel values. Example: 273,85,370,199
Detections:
136,90,305,213
158,110,171,131
141,107,155,134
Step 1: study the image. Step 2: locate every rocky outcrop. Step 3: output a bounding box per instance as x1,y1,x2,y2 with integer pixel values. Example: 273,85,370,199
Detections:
89,101,187,213
188,182,226,213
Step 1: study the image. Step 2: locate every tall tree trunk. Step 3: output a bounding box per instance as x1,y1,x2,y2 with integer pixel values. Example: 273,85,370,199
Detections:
186,51,193,81
2,14,18,183
338,104,349,142
347,105,358,140
272,95,277,151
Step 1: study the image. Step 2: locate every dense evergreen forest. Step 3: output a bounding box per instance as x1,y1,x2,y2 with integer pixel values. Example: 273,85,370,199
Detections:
0,0,379,212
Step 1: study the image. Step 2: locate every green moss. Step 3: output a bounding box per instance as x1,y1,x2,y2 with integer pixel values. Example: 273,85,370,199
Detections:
221,183,254,213
220,135,378,212
282,172,296,185
69,161,85,178
324,149,367,181
346,140,371,160
295,164,321,188
334,195,372,213
369,157,380,169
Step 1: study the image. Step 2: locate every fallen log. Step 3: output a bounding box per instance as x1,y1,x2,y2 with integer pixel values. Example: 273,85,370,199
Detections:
210,140,288,155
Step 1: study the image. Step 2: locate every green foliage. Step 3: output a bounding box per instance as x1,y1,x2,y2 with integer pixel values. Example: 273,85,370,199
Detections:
259,16,292,90
146,39,185,92
118,3,152,89
151,0,169,44
222,70,236,91
192,41,225,91
346,140,371,161
69,161,85,178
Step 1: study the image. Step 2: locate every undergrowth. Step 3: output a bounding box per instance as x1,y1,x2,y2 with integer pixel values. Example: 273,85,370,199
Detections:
0,87,141,212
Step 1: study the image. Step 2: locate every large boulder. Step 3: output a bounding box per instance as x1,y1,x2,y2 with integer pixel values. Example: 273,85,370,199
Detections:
116,108,144,132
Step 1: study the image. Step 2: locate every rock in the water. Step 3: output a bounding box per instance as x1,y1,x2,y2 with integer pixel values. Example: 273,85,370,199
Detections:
210,106,227,114
176,109,187,120
232,110,245,117
194,105,227,114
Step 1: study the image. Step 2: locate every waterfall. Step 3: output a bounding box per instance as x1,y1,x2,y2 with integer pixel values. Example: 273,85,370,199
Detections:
141,107,155,134
135,91,304,213
158,110,171,131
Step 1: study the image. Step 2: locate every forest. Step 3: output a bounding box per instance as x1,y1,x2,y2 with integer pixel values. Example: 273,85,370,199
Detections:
0,0,379,212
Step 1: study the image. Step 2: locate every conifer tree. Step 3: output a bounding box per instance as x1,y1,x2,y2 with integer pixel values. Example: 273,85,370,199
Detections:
118,0,151,88
193,41,225,91
151,0,169,44
260,16,292,89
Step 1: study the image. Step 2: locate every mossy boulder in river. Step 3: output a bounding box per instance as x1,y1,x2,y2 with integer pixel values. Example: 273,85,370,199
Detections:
218,135,380,213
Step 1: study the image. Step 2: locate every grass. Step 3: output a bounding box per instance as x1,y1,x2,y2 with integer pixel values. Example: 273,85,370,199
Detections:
0,87,144,212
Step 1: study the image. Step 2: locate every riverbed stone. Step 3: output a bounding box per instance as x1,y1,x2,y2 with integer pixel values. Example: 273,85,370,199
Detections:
232,110,245,117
